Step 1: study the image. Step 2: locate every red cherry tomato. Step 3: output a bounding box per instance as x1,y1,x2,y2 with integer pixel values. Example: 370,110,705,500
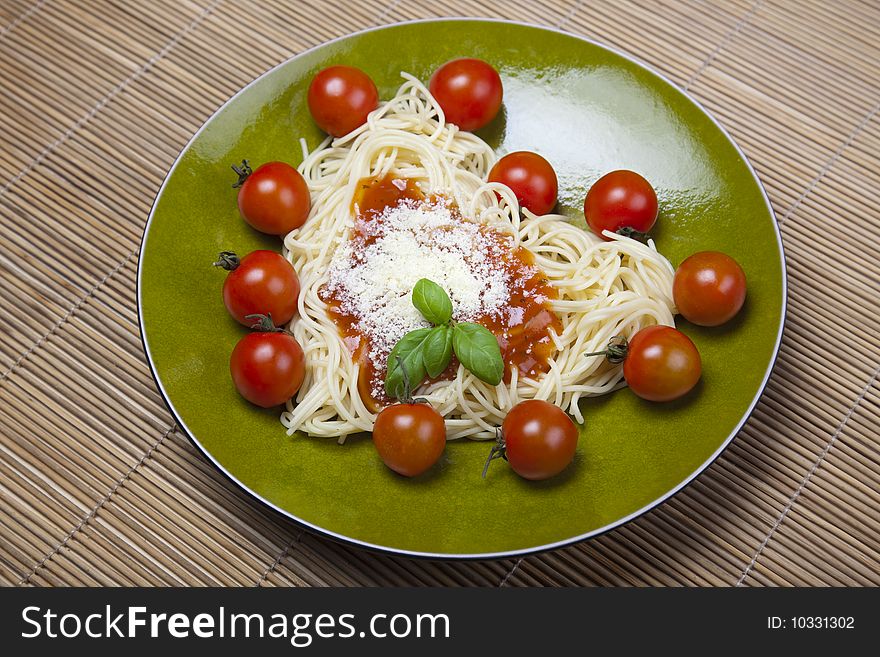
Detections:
673,251,747,327
488,151,558,215
236,161,311,235
372,403,446,477
230,331,305,408
217,250,300,327
429,58,503,131
623,326,701,402
584,170,658,239
500,400,578,480
307,65,379,137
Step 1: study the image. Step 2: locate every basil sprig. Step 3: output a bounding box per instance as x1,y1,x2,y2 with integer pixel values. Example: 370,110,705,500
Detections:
412,278,453,325
423,325,454,378
384,279,505,398
385,327,432,400
452,322,504,385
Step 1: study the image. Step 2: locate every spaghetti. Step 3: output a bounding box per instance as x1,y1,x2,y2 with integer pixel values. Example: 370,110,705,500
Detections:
281,74,676,441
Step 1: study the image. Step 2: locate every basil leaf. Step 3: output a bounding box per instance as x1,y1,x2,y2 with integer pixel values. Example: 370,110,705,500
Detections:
422,325,453,378
412,278,453,325
384,327,432,399
452,322,504,386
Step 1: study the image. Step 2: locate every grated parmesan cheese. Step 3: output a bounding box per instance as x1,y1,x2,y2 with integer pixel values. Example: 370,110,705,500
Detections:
324,199,520,395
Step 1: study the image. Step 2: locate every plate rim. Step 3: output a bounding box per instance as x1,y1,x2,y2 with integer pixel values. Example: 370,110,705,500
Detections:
136,16,788,560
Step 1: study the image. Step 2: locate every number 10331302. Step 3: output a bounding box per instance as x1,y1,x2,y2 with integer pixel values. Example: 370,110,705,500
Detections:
768,617,855,630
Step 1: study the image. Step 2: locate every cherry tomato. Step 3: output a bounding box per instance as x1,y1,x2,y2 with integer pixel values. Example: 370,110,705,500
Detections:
236,161,310,235
501,400,578,480
488,151,558,215
307,65,379,137
230,331,305,408
372,403,446,477
623,326,701,402
584,170,658,239
216,250,300,327
673,251,747,327
429,58,503,132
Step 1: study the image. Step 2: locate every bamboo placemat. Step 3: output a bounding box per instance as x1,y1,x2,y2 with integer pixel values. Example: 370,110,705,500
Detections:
1,0,878,587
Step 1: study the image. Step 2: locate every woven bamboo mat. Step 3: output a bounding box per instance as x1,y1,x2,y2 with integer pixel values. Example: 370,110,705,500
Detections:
0,0,878,587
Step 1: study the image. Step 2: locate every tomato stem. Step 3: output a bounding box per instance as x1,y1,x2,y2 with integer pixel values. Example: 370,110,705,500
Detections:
616,226,651,242
393,356,415,404
397,355,413,403
246,313,285,333
481,428,507,478
213,251,240,271
584,335,629,364
231,159,253,188
390,355,431,406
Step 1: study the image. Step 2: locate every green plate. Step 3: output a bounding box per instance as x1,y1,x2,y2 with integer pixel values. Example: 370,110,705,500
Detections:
138,19,785,558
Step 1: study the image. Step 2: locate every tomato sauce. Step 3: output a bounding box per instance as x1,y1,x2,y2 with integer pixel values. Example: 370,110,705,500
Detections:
320,175,562,411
